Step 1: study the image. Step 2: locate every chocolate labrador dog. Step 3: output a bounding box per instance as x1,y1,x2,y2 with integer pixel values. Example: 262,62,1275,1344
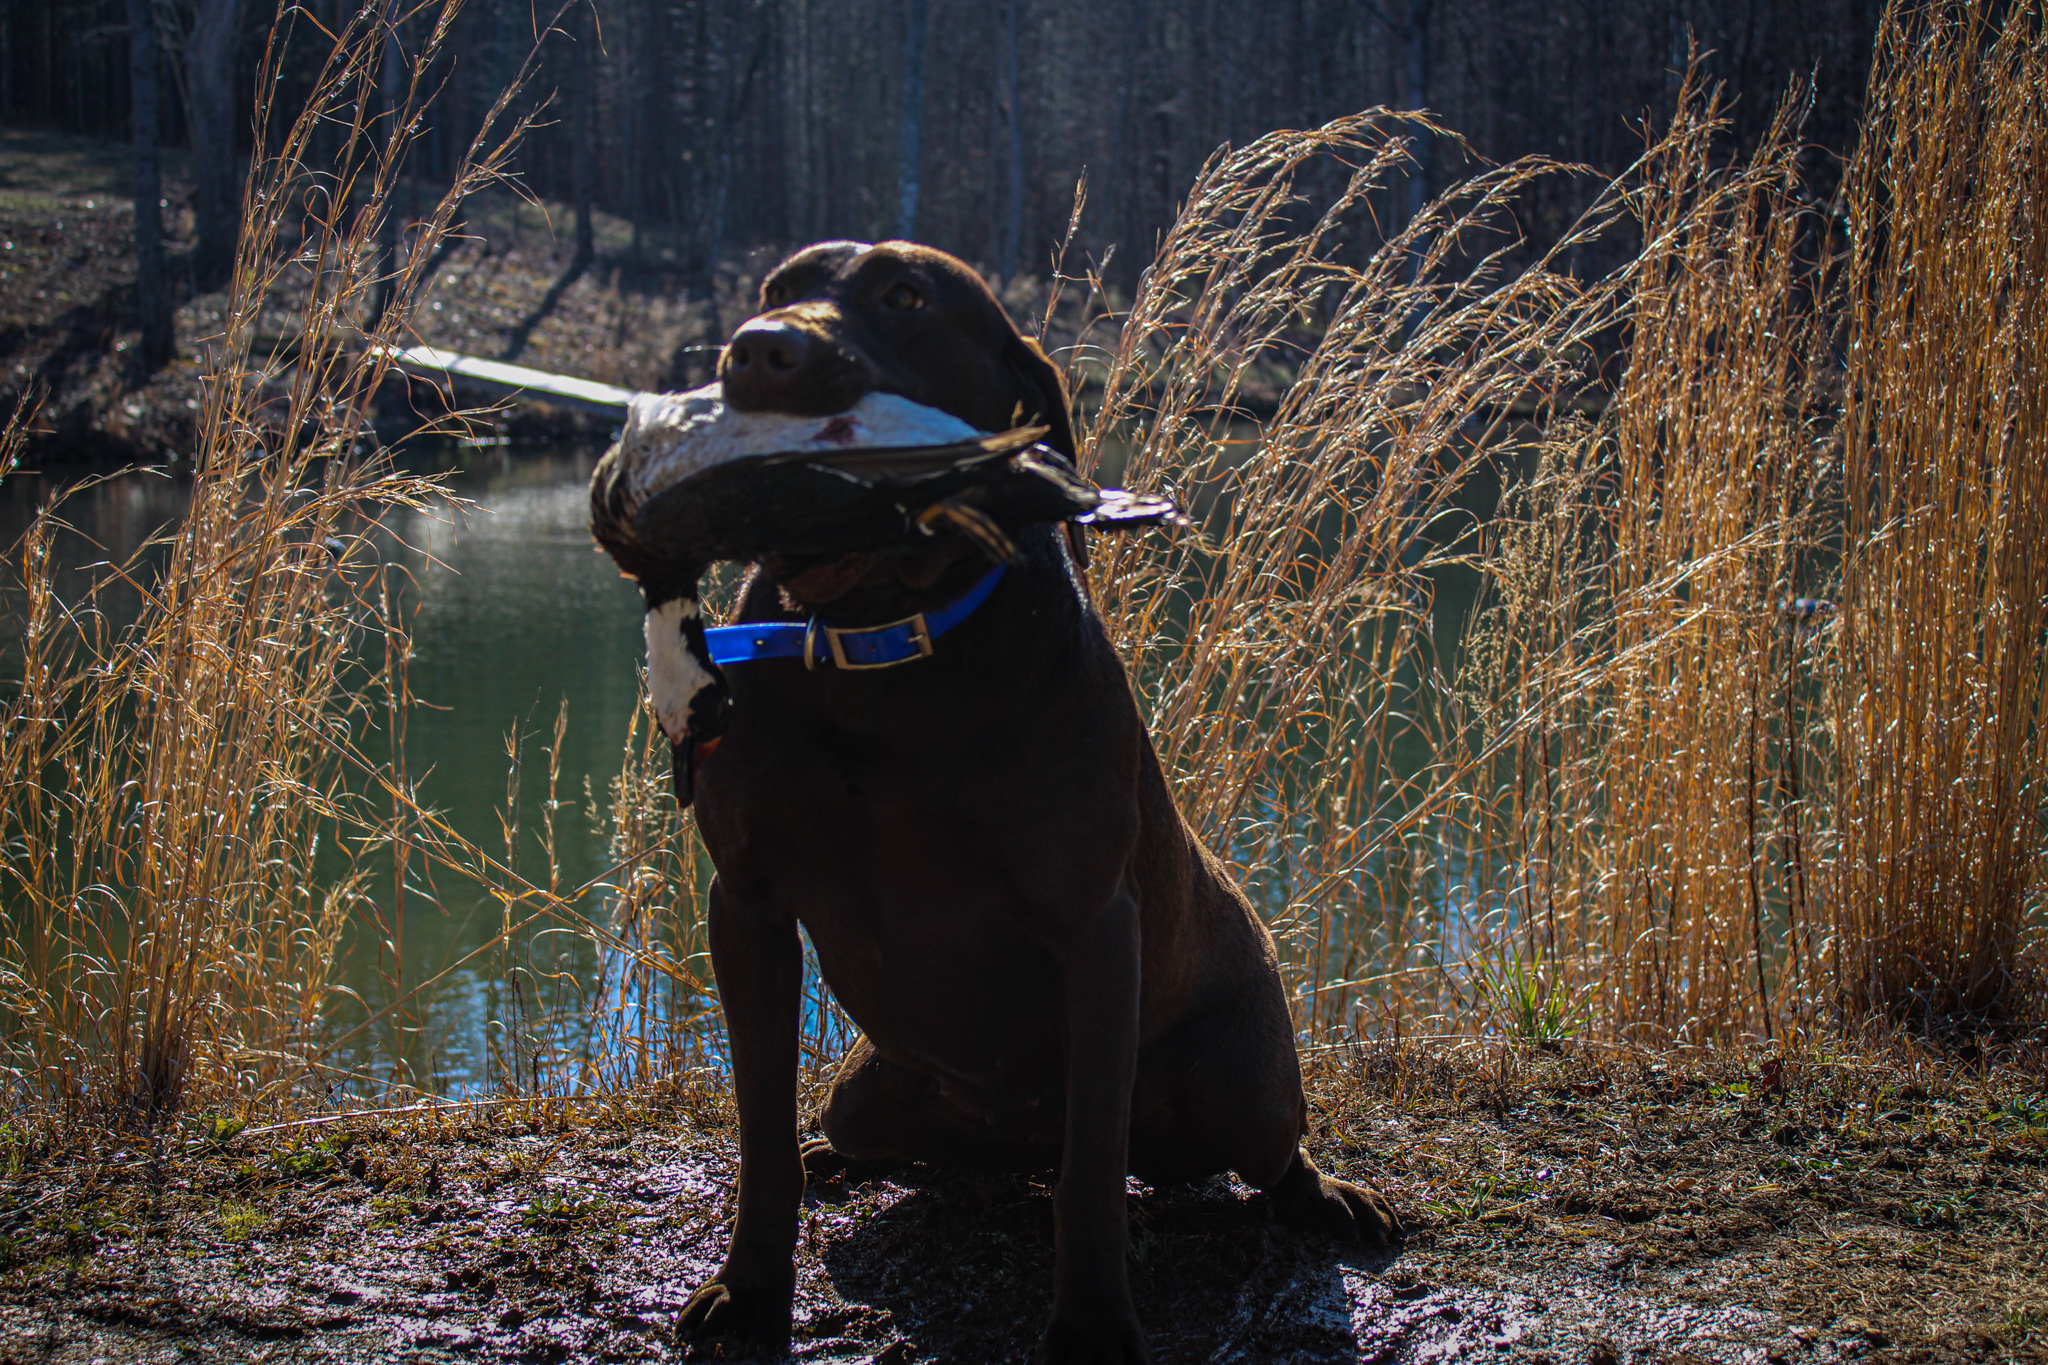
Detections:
651,241,1395,1362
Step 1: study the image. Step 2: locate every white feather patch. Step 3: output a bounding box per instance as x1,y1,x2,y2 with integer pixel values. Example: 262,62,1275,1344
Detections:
645,597,716,745
612,383,987,510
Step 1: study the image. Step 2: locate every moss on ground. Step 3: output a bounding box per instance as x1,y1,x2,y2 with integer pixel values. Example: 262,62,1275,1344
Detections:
0,1043,2040,1363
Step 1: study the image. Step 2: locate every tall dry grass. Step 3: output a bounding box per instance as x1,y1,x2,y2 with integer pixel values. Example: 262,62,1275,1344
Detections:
1464,4,2048,1042
0,0,724,1124
1082,0,2046,1046
4,0,2040,1131
0,0,476,1121
1454,86,1838,1046
1824,2,2048,1023
1071,110,1617,1040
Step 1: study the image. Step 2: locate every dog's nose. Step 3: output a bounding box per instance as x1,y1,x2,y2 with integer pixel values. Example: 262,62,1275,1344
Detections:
721,319,815,411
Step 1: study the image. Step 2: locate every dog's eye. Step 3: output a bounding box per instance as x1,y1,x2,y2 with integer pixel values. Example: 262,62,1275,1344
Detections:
762,281,790,308
883,283,925,311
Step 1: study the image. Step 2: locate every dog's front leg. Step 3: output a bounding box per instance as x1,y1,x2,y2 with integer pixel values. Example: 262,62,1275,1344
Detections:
679,877,803,1351
1039,890,1152,1365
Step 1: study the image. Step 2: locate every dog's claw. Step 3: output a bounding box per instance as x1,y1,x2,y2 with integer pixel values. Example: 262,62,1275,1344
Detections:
1328,1176,1403,1244
676,1275,792,1351
1269,1149,1402,1246
1289,1176,1401,1245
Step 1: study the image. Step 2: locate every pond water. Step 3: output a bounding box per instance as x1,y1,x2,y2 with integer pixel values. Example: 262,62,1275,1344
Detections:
3,440,1493,1097
2,444,666,1096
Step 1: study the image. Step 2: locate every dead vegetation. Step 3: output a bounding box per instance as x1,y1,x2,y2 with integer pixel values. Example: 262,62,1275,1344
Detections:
0,1042,2039,1362
0,0,709,1129
1074,2,2048,1047
0,17,2042,1361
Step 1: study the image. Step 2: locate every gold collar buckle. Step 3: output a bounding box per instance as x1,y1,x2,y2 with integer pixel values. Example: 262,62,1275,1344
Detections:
823,612,934,670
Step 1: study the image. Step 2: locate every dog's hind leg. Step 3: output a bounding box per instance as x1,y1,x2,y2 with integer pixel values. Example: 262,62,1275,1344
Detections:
1130,993,1400,1246
1264,1145,1401,1244
799,1135,900,1187
802,1037,910,1185
813,1033,1055,1174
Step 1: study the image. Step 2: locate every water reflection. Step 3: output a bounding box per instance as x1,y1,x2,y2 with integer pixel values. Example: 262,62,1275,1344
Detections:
4,440,1502,1093
347,448,664,1095
382,450,645,895
2,445,661,1097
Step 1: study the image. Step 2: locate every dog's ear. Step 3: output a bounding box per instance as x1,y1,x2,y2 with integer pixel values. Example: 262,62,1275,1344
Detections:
1001,332,1093,578
1003,334,1077,460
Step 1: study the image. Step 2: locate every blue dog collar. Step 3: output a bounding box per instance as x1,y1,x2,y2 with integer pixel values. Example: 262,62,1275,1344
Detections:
703,563,1007,670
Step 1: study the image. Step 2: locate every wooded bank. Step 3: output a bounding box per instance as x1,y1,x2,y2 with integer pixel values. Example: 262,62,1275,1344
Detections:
7,0,1883,299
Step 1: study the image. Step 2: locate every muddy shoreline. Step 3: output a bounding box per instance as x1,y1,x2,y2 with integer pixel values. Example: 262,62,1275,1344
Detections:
5,134,2045,1365
0,132,1248,473
5,1047,2042,1363
1,136,721,468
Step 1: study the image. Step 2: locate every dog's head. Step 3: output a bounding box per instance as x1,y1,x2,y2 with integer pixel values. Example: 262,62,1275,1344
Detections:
721,240,1075,462
718,241,1078,613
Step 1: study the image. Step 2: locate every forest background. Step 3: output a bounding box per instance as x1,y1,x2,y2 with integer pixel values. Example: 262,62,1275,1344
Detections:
6,0,1887,352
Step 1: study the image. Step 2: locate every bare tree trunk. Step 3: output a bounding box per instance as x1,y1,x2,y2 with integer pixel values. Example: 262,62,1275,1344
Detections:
185,0,241,292
894,0,927,240
998,0,1024,284
1400,0,1432,335
572,1,595,267
786,0,813,245
311,0,344,185
126,0,173,370
1403,0,1432,228
1108,0,1148,259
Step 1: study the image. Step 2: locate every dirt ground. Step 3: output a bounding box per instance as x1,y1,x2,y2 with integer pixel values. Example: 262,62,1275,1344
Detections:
4,131,2045,1365
1,1043,2042,1364
0,129,734,464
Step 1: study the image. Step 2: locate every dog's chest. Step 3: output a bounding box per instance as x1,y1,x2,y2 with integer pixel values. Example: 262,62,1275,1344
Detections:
697,671,1131,924
697,731,1068,1052
704,744,1016,896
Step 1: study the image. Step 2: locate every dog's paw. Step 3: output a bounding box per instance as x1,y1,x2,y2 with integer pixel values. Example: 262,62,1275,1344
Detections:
676,1270,793,1351
1268,1149,1402,1246
1036,1308,1154,1364
800,1136,901,1188
1315,1174,1403,1244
